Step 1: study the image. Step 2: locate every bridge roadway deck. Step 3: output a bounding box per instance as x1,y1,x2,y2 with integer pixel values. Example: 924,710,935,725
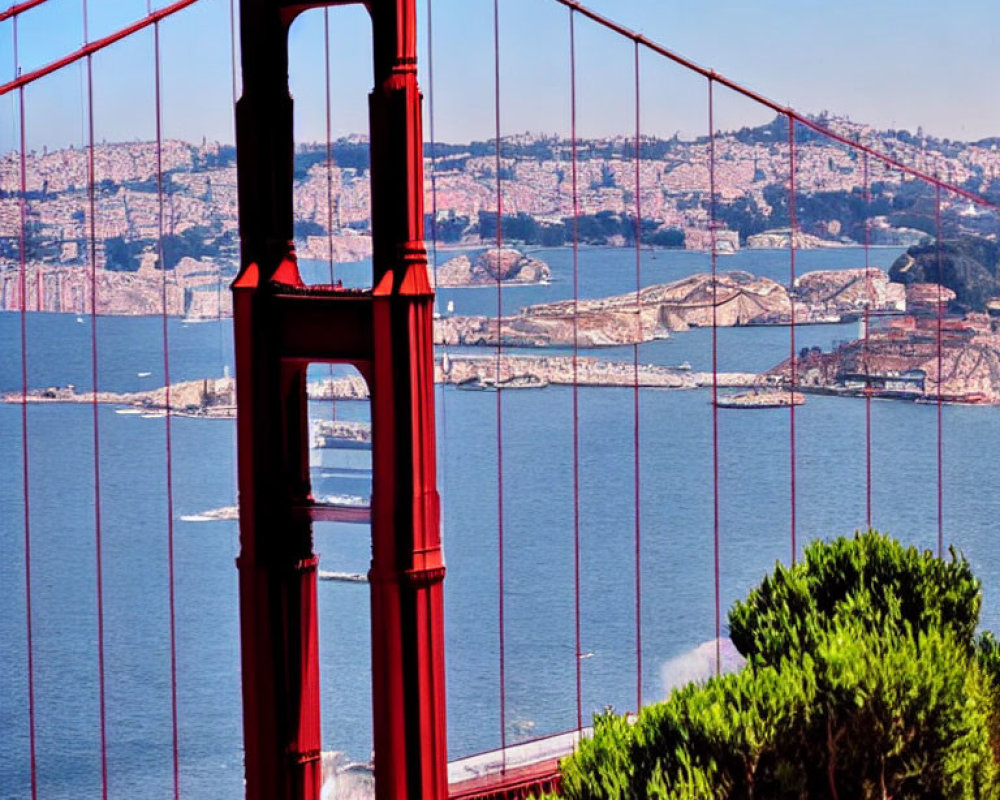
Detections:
447,727,589,799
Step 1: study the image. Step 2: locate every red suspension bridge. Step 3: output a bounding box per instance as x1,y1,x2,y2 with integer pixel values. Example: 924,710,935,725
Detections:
2,1,1000,799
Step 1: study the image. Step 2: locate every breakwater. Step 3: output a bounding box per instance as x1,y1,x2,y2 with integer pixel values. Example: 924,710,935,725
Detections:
437,353,757,390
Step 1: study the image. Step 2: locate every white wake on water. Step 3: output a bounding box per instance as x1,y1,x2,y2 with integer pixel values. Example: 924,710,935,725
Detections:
660,637,746,695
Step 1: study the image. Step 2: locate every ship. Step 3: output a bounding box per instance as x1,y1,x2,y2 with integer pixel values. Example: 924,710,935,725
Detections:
497,374,549,389
456,376,496,391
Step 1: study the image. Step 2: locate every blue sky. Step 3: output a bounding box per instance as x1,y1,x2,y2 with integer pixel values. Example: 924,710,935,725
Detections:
3,0,999,153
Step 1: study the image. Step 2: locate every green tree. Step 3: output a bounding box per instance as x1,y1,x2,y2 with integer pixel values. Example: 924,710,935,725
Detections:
728,531,981,666
554,533,999,800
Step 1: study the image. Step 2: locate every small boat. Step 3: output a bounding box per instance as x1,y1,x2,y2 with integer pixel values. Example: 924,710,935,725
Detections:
315,493,369,508
180,505,238,522
456,376,497,391
313,434,372,450
318,570,368,583
496,374,548,389
115,407,144,415
137,371,152,378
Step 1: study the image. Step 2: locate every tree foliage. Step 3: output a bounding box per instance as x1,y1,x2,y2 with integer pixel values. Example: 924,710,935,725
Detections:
554,531,1000,800
729,531,981,665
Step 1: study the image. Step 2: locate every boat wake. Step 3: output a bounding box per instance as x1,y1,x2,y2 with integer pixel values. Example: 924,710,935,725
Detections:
660,637,746,695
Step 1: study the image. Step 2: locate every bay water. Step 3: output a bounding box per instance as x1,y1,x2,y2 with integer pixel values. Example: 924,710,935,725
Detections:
2,245,999,798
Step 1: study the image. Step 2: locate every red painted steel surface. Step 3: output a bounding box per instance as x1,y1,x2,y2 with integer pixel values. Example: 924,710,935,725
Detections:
233,1,447,798
449,760,562,800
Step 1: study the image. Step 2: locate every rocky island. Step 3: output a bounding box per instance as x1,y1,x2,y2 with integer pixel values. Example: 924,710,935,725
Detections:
431,247,551,288
434,268,905,348
437,353,756,390
3,372,372,414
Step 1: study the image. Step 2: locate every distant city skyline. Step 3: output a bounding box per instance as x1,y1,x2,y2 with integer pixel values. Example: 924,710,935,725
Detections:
3,0,999,154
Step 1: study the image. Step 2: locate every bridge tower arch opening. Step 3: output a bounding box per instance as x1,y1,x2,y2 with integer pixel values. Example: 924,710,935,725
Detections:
232,1,446,799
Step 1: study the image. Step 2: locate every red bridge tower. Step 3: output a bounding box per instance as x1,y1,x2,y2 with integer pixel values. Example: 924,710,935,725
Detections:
231,2,447,799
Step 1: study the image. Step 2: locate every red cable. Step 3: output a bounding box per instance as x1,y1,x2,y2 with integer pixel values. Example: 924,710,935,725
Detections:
1,0,203,97
0,0,48,23
935,185,944,558
492,0,506,768
787,116,798,566
631,40,643,712
862,153,873,530
426,0,441,288
15,15,39,796
323,9,338,419
323,8,335,285
154,22,181,799
708,78,721,676
546,0,999,214
568,7,583,734
84,1,109,792
425,0,449,505
228,0,237,106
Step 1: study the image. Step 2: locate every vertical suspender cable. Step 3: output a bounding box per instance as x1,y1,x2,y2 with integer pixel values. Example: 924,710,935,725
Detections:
491,0,506,767
227,0,240,536
935,184,944,557
569,7,582,735
426,0,447,509
15,15,39,799
229,0,238,108
787,115,798,565
222,0,238,337
426,0,441,291
322,8,337,420
154,19,181,799
323,8,335,286
83,1,109,795
631,40,642,711
708,77,720,676
862,153,872,530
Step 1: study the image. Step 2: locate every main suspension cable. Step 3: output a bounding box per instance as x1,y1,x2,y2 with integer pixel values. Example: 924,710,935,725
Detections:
1,0,203,97
545,0,999,212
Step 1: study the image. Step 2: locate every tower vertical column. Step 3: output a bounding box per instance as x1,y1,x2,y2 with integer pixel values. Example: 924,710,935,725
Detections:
232,1,321,798
368,1,448,799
